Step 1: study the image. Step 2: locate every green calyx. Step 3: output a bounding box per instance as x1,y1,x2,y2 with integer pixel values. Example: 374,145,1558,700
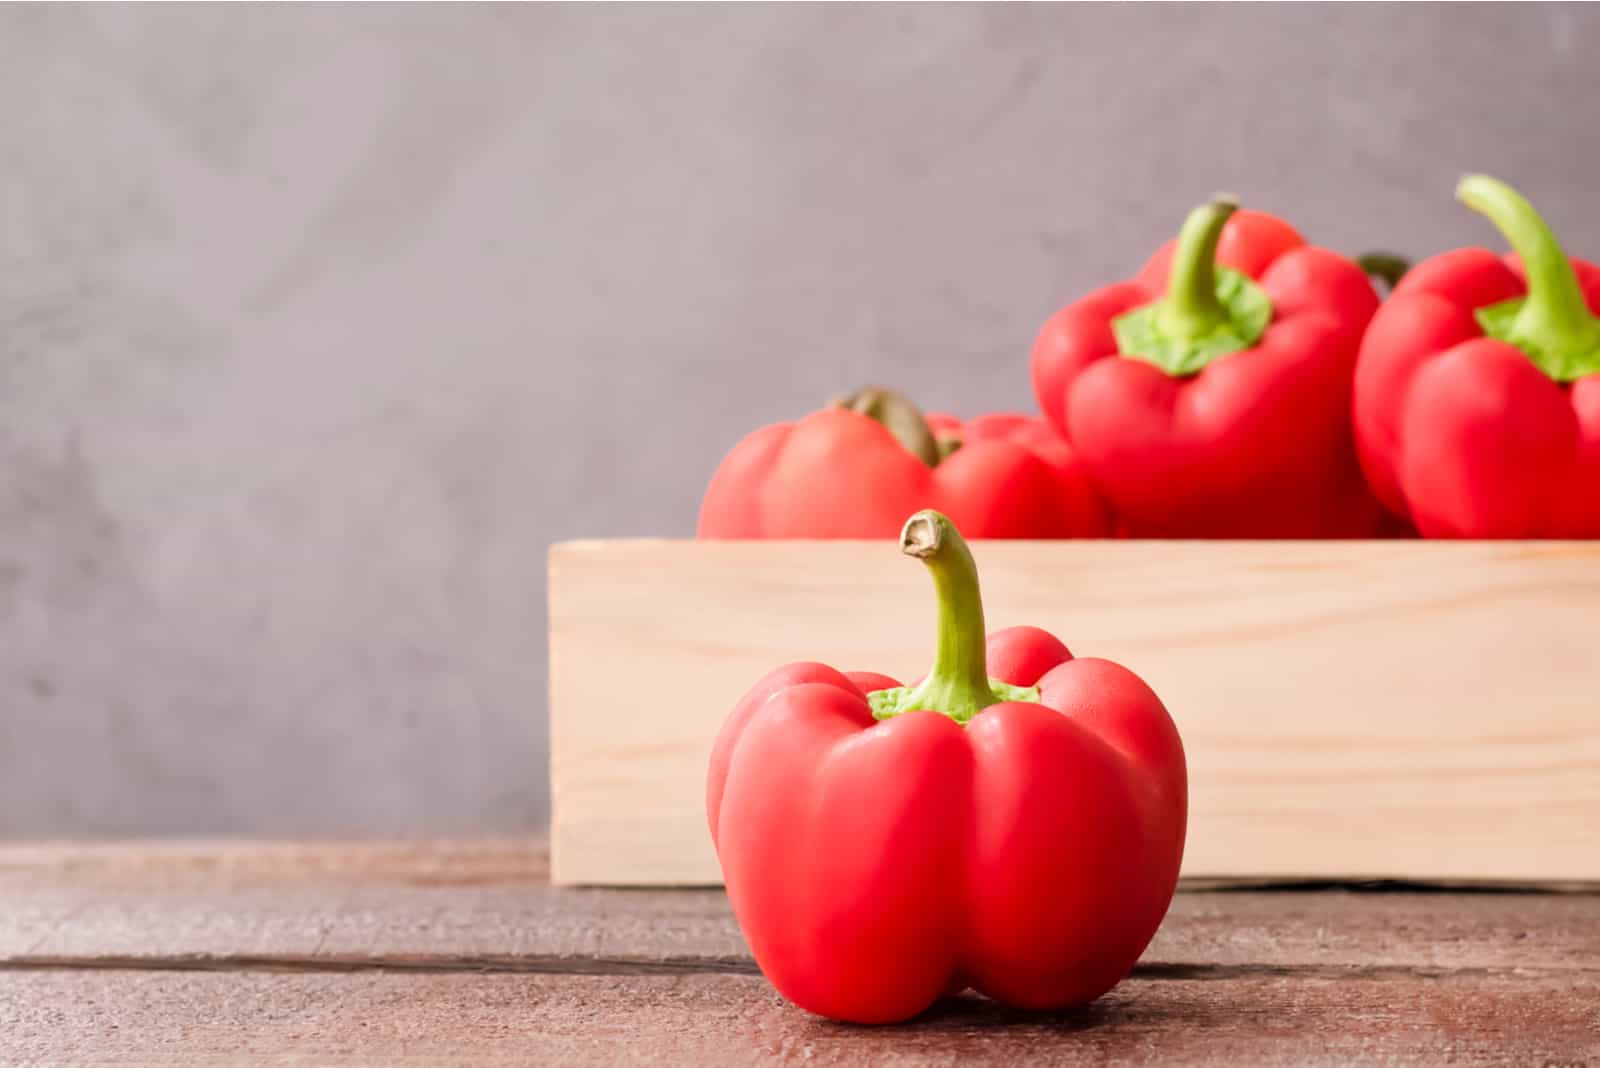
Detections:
829,386,948,468
1458,175,1600,383
1112,195,1273,377
868,510,1039,725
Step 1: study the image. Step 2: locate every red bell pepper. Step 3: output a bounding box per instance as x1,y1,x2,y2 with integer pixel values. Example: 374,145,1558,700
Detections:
707,510,1187,1023
1353,175,1600,537
1032,196,1385,537
698,387,1109,538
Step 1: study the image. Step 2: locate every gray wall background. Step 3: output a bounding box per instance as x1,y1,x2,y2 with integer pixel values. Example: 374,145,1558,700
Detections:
4,4,1597,836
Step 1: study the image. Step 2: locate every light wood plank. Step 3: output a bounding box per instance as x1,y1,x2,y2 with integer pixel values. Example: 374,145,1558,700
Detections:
549,539,1600,885
5,969,1598,1065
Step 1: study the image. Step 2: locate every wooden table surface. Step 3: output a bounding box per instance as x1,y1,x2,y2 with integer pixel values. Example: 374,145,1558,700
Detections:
2,839,1596,1065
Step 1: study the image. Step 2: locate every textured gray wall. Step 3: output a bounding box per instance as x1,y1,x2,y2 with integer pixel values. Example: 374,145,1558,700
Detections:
4,4,1598,836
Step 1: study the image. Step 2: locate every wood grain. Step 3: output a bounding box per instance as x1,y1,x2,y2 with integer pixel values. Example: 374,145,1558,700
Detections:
6,970,1598,1065
549,539,1600,885
1,840,1596,1064
1,840,1597,977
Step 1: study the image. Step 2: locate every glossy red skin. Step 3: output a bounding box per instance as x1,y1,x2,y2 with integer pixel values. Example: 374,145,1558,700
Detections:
697,409,1110,539
1032,210,1385,537
706,626,1187,1024
1353,249,1600,537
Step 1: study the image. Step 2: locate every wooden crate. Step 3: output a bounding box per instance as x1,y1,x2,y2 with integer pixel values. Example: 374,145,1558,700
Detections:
548,540,1600,887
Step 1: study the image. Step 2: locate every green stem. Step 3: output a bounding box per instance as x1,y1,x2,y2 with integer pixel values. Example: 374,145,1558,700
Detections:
1457,175,1600,381
1113,194,1269,377
1356,251,1411,293
866,511,1042,724
899,511,997,716
828,386,942,468
1157,195,1240,342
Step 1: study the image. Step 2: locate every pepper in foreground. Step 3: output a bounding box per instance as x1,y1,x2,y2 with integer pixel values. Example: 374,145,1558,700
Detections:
706,511,1187,1023
1032,195,1385,537
1353,175,1600,537
697,386,1109,539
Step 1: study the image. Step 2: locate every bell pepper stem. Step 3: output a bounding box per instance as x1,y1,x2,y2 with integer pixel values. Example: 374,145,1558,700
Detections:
1457,175,1600,367
899,511,1002,717
1111,194,1269,377
1157,195,1240,341
1356,251,1411,293
829,386,943,468
868,511,1040,724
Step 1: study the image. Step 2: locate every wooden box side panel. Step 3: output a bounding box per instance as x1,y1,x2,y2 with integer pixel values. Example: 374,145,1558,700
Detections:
550,540,1600,886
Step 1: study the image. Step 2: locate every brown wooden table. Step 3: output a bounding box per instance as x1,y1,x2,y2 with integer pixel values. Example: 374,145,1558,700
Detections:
2,839,1596,1064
